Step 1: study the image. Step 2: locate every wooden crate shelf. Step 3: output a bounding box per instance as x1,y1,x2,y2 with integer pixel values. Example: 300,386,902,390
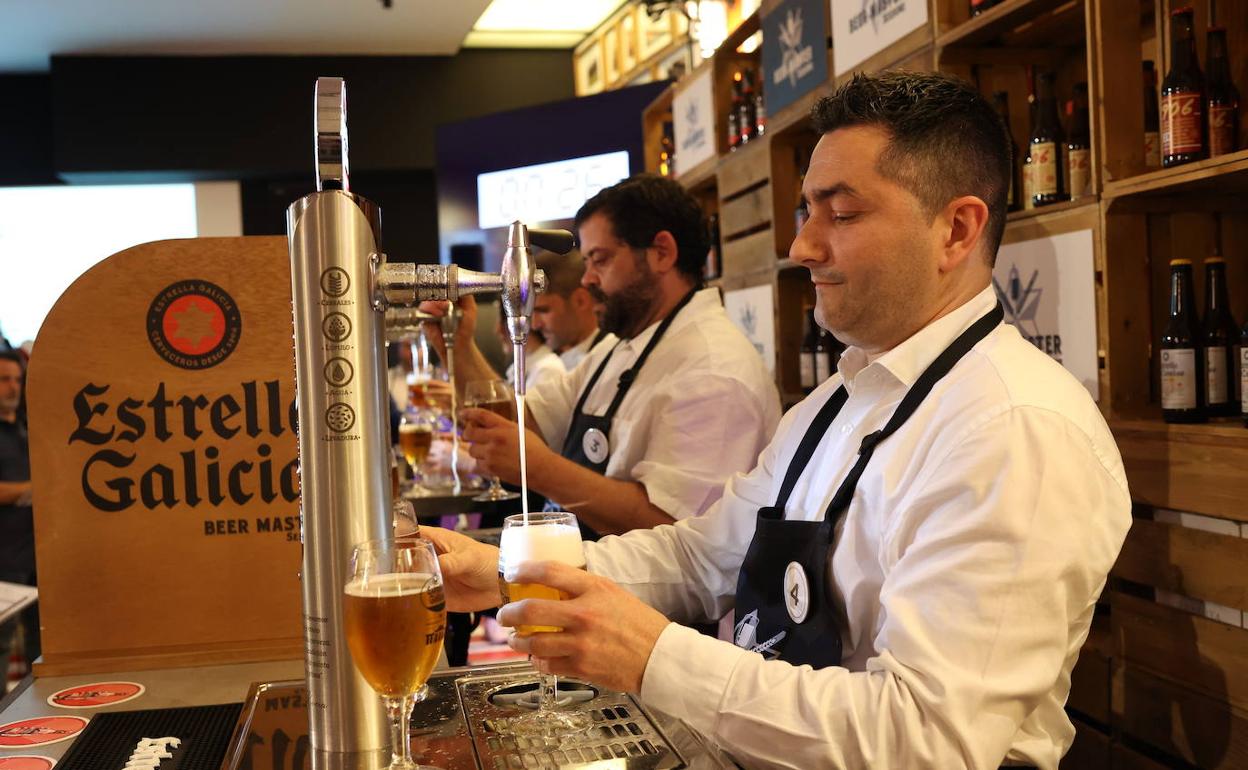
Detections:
1109,416,1248,523
937,0,1086,49
1006,195,1098,223
1103,148,1248,201
676,154,718,192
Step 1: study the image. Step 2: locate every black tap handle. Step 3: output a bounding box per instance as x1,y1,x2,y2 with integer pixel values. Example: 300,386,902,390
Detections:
528,229,577,255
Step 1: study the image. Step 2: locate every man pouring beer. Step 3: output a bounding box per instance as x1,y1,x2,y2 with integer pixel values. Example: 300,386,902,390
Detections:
424,175,781,536
425,72,1131,769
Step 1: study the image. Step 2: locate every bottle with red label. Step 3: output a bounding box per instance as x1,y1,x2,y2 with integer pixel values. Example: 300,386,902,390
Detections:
1161,7,1205,167
1161,258,1205,423
1027,71,1066,206
727,71,743,152
1143,61,1162,168
1206,26,1241,157
739,68,759,146
970,0,1000,17
1066,82,1092,199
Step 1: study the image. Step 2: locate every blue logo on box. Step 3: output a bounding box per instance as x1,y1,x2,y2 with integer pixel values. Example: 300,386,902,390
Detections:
762,0,829,116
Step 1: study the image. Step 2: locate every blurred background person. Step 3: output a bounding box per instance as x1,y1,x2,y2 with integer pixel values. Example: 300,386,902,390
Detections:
531,250,608,371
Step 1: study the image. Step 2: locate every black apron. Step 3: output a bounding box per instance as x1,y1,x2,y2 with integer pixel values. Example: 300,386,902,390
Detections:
549,290,697,539
733,303,1004,668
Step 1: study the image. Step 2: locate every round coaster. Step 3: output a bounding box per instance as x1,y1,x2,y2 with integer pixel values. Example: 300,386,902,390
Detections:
0,756,56,770
47,681,146,709
0,717,88,748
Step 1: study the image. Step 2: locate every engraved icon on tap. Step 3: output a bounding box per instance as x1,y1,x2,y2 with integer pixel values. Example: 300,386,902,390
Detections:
323,357,354,388
322,313,352,342
498,512,586,635
320,267,351,298
325,403,356,433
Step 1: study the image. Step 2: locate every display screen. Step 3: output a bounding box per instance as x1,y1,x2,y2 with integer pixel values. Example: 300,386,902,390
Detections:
476,150,630,230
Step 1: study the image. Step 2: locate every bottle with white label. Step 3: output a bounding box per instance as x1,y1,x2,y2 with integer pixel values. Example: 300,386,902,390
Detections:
1201,257,1238,417
814,327,833,384
1161,258,1204,423
799,310,818,392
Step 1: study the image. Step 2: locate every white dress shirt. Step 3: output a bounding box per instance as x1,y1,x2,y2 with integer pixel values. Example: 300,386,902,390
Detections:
558,327,604,372
506,344,566,394
527,288,781,521
586,286,1132,769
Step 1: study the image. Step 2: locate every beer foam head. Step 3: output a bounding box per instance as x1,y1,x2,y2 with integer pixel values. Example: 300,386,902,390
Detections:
399,422,431,433
344,572,436,597
499,524,584,579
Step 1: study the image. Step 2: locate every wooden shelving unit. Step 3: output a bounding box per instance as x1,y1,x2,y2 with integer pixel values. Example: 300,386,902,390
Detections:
634,0,1248,765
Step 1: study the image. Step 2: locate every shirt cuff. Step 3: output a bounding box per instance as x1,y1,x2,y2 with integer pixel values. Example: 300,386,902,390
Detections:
639,622,748,740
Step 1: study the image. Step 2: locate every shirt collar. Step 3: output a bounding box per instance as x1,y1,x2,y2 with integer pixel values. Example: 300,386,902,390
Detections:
617,287,718,352
837,285,998,390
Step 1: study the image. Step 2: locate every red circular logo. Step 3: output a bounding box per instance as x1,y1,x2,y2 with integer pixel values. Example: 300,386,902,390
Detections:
47,681,145,709
162,295,226,355
147,279,242,370
0,756,56,770
0,717,88,747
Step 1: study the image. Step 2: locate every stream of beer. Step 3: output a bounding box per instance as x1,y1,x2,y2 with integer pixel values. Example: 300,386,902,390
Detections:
445,345,461,494
514,342,530,524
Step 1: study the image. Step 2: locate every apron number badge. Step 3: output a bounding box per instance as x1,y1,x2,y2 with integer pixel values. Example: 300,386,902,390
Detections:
783,561,810,623
582,428,609,464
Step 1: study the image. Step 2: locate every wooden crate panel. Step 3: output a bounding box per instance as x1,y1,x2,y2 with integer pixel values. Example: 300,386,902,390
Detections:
720,183,773,238
1068,641,1112,725
1111,591,1248,711
1113,662,1248,770
717,137,771,199
722,227,778,277
1110,741,1182,770
1062,718,1111,770
1112,518,1248,612
1111,419,1248,524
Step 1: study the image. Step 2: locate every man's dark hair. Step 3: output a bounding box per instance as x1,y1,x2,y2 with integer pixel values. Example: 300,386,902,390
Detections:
0,350,24,369
536,250,588,298
811,71,1012,264
574,174,708,283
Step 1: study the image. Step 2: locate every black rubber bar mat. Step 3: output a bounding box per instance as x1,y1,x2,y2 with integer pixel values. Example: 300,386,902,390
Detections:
56,703,243,770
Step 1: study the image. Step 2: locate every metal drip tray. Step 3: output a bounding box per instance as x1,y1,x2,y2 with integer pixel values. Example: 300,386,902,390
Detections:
458,670,679,769
223,662,739,770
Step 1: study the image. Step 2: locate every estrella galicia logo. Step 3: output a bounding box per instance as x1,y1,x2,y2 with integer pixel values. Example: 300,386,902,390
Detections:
146,279,242,370
681,100,707,152
775,8,815,87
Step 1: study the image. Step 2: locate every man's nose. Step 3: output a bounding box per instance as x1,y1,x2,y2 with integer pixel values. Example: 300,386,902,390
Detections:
788,216,826,267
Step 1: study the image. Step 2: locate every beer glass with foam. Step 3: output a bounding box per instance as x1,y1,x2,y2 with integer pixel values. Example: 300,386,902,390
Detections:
463,379,520,502
344,537,446,770
497,512,589,733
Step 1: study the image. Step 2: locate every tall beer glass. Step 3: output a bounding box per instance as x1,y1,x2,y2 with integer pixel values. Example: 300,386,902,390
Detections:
344,537,446,770
498,511,589,734
463,379,520,502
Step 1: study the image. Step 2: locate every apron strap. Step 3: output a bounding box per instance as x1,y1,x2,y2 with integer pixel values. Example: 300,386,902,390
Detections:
560,288,699,457
770,386,849,510
819,302,1005,539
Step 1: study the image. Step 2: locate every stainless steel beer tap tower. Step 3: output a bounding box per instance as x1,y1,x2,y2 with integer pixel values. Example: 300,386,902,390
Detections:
286,76,574,766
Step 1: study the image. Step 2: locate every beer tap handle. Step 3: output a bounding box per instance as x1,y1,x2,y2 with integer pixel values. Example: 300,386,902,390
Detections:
314,77,349,192
527,229,577,255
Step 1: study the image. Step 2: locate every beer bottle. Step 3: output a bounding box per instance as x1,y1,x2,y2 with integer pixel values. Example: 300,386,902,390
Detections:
1028,71,1066,206
1202,257,1238,417
727,71,743,152
1161,258,1205,423
1241,316,1248,427
659,120,675,178
1143,61,1162,168
1161,7,1205,167
992,92,1021,211
1206,26,1241,157
800,310,818,393
1066,82,1092,199
704,214,721,281
970,0,1000,16
738,69,758,145
748,72,758,136
814,326,833,384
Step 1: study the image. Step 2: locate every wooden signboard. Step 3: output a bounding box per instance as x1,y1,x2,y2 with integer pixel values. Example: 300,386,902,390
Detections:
27,236,303,675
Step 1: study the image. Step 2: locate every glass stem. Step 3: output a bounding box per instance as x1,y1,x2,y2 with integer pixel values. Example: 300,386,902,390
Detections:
540,673,559,710
386,695,416,767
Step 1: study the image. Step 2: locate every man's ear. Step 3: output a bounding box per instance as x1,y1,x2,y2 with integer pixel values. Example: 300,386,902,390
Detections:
649,230,680,274
938,195,991,272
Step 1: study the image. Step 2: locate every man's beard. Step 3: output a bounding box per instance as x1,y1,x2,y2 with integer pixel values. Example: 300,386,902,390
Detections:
588,259,659,338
